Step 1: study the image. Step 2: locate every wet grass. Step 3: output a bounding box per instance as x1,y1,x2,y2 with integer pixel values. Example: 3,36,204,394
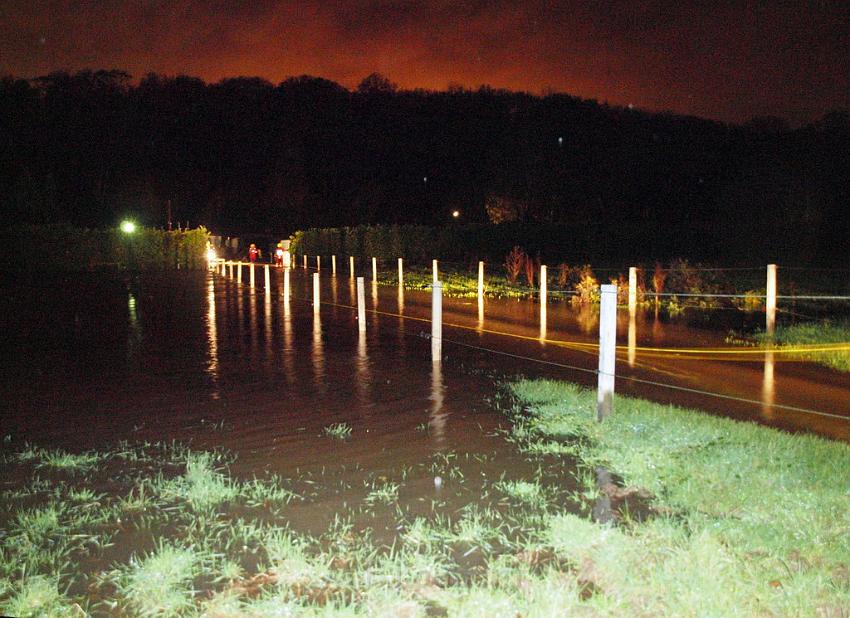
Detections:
3,384,848,615
756,318,850,372
323,422,353,440
509,378,850,615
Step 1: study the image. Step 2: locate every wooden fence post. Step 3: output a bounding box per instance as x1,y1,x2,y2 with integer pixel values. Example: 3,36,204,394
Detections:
478,261,485,298
398,258,404,286
628,266,637,315
357,276,366,332
432,281,442,362
313,273,320,313
766,264,777,336
597,284,618,421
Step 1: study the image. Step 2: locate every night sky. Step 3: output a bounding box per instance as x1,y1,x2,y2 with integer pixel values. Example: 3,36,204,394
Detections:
2,0,847,125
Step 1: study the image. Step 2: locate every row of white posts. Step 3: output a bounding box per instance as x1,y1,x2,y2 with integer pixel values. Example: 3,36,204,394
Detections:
298,256,777,333
218,257,780,423
299,255,489,298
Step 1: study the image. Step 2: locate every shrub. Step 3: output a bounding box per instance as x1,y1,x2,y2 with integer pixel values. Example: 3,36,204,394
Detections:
504,246,525,284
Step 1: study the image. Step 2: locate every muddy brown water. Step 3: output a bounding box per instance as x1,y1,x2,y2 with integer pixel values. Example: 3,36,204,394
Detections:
2,267,848,474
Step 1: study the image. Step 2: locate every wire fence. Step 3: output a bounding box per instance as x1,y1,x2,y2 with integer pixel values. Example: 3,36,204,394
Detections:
214,265,849,426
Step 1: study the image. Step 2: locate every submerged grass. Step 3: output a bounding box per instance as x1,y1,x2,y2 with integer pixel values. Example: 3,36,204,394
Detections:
756,318,850,372
510,378,850,615
2,388,849,616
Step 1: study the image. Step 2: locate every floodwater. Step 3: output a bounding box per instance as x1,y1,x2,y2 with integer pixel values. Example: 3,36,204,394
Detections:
2,265,849,478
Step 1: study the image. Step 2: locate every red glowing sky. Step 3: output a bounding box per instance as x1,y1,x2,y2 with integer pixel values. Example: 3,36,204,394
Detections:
2,1,847,124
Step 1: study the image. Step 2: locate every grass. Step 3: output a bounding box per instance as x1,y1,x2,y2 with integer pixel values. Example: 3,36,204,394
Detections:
323,422,353,440
509,378,850,615
2,391,849,616
755,318,850,372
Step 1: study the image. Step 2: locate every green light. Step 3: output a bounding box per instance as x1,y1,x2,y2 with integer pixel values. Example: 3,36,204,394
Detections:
120,220,136,234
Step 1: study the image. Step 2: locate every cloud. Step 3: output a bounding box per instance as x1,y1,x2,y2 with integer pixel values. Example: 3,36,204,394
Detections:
0,0,847,123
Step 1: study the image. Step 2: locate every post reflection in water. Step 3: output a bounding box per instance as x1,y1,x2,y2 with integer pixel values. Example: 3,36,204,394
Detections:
249,287,258,360
282,289,294,385
127,290,141,366
283,268,290,302
477,294,484,333
429,360,446,448
312,310,325,391
371,281,379,328
539,301,547,342
396,284,406,355
205,276,220,398
628,313,637,367
356,328,371,405
762,347,775,418
264,292,273,361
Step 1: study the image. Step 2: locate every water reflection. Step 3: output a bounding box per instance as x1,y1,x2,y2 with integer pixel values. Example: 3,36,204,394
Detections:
539,301,547,342
205,277,220,398
249,288,258,359
762,347,775,418
264,292,273,361
429,360,446,448
282,290,294,385
477,294,484,333
127,290,141,366
397,284,405,314
312,310,325,392
356,328,371,405
576,303,598,334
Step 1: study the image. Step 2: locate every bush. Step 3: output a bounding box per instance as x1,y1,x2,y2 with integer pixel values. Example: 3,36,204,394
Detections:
0,224,208,271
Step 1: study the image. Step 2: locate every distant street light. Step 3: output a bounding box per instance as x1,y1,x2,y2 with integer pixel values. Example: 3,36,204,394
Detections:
452,210,460,218
120,220,136,234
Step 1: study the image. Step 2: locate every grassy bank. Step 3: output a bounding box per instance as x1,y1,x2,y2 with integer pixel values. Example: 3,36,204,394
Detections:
755,319,850,372
508,379,850,615
3,385,849,616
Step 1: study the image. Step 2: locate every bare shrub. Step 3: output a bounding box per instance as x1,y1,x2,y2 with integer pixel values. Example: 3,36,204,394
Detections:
523,253,539,288
504,246,525,284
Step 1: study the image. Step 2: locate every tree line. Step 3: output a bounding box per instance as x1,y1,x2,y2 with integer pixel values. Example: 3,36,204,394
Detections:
1,69,847,264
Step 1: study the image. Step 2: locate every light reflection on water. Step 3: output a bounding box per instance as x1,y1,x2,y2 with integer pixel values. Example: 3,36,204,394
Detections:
205,277,219,397
2,269,848,455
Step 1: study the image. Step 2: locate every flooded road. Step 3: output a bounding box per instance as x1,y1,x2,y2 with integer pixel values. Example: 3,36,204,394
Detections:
2,265,848,472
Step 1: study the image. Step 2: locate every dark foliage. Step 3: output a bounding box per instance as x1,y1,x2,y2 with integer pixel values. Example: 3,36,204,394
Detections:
1,70,848,264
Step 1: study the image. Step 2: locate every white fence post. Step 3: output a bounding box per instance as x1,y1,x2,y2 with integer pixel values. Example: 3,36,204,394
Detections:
540,264,547,340
598,284,618,421
432,259,438,283
398,258,404,286
349,256,355,279
478,261,485,298
432,281,443,362
332,254,337,275
303,254,307,269
766,264,777,336
316,255,321,271
237,262,242,284
357,276,366,332
250,263,255,288
372,257,377,283
264,264,270,290
313,272,320,313
228,262,233,278
628,266,637,315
